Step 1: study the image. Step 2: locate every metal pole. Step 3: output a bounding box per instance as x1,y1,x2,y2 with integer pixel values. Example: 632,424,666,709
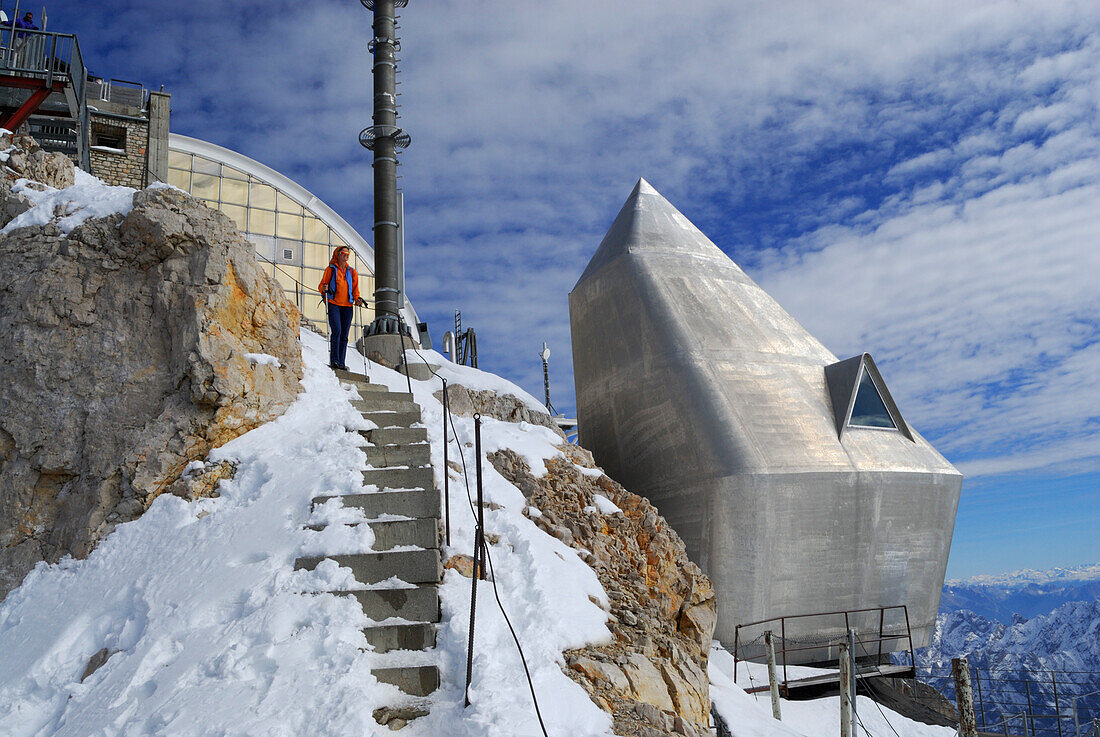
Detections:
1026,680,1034,737
975,665,986,729
765,630,782,721
442,379,450,546
781,617,788,689
463,412,484,708
1053,671,1063,737
952,657,978,737
848,629,859,736
474,413,485,581
733,627,740,685
840,641,853,737
361,0,410,337
543,343,554,413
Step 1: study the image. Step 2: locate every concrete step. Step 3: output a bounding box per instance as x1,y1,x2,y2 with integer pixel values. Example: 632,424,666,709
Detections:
343,586,440,622
314,489,440,519
362,410,422,429
364,622,437,653
363,467,434,490
362,427,428,446
304,518,438,550
371,518,440,550
352,394,416,411
334,368,369,382
352,381,391,394
372,665,439,697
365,444,432,468
295,549,442,585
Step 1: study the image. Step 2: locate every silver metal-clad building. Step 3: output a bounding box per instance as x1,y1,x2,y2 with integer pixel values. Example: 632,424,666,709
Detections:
569,179,962,659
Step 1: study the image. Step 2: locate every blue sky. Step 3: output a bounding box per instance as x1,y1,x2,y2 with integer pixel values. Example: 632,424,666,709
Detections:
39,0,1098,579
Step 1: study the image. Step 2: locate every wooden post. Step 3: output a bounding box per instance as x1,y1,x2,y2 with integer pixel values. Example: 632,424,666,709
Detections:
952,657,978,737
840,641,853,737
764,630,782,721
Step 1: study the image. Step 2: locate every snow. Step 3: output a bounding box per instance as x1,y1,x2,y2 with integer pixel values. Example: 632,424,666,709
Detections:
709,646,957,737
0,329,614,737
245,352,282,367
945,562,1100,588
0,324,963,737
1,168,138,236
591,493,622,515
404,347,549,415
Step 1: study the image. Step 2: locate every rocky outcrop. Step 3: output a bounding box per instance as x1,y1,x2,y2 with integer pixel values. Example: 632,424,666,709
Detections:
1,131,75,190
0,138,302,600
434,383,562,436
491,445,716,737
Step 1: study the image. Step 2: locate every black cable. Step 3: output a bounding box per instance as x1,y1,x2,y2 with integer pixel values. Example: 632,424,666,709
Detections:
397,326,549,736
859,677,904,737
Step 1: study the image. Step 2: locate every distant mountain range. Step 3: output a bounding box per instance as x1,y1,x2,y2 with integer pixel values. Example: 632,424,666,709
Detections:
911,563,1100,736
941,563,1100,623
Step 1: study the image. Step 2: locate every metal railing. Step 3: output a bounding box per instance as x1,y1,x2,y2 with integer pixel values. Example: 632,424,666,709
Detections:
916,665,1100,737
732,605,915,693
0,23,88,168
86,77,147,109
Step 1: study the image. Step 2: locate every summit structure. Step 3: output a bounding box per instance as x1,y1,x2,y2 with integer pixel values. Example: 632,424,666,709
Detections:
569,179,962,659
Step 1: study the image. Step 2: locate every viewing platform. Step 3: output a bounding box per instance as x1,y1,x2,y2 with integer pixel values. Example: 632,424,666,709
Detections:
0,23,89,168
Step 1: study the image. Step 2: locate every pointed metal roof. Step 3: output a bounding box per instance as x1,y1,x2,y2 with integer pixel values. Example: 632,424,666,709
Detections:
574,178,737,287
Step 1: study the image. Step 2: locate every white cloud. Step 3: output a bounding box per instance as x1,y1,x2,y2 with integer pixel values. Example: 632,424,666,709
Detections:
68,0,1100,480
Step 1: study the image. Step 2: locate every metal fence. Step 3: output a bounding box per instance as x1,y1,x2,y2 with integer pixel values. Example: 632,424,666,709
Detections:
914,665,1100,737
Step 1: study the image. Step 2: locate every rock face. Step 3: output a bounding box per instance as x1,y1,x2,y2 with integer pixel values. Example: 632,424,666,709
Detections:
434,383,561,435
491,445,716,737
0,138,302,600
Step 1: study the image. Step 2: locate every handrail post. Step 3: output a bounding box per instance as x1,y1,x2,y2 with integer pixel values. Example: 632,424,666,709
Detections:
442,378,450,546
780,617,788,689
1053,671,1063,737
732,626,739,685
974,665,985,729
878,607,885,663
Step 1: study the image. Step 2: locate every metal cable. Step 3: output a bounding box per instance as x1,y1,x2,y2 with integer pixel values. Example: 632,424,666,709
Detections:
396,329,549,736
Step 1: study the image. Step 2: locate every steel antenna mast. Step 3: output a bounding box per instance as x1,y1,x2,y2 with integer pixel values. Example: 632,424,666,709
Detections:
360,0,411,345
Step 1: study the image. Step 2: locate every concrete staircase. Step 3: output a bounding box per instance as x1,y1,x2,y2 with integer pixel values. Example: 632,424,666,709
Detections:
295,368,442,701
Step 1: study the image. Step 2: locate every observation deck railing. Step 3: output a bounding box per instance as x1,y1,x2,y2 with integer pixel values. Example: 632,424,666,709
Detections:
0,24,88,168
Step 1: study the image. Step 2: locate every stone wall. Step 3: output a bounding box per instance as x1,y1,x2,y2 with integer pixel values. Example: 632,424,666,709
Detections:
89,113,149,188
490,445,716,737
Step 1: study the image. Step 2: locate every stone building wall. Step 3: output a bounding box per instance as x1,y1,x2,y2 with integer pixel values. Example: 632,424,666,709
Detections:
89,113,149,188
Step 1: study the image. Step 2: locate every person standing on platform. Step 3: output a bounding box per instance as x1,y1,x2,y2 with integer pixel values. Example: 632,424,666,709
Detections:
318,246,367,371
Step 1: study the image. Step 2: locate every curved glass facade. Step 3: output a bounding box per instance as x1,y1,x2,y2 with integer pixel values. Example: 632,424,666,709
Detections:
166,135,414,336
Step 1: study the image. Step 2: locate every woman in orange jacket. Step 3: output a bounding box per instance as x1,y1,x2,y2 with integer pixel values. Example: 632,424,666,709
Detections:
319,246,368,370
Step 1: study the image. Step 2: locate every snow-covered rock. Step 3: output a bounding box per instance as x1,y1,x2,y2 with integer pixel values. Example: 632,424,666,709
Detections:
0,140,302,601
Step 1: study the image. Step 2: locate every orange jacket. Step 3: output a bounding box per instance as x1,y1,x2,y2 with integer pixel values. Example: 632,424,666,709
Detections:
319,257,360,307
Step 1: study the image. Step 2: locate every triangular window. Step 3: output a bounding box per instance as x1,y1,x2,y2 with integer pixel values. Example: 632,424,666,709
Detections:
824,353,913,440
849,368,896,429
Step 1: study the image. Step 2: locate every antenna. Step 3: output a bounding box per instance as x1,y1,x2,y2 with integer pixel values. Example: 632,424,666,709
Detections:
360,0,411,341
